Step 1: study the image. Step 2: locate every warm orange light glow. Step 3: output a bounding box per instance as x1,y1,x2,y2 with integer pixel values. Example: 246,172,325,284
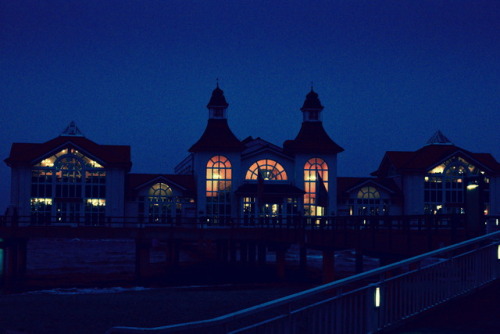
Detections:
303,158,329,215
428,164,445,174
86,199,106,206
246,159,287,180
31,198,52,205
35,148,103,168
206,156,232,201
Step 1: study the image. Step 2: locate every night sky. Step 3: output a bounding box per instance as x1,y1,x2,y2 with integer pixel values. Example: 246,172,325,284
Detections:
1,0,499,211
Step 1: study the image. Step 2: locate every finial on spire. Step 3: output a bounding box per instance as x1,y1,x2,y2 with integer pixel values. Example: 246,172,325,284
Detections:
60,121,84,137
310,81,314,91
216,78,219,88
426,130,453,145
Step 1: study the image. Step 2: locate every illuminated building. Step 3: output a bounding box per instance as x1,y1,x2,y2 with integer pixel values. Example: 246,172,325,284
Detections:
4,87,500,223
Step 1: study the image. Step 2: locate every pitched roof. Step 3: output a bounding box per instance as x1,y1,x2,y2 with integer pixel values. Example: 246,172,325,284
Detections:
5,135,131,168
373,144,500,176
189,119,244,152
127,173,196,196
337,177,401,199
241,136,292,160
283,122,344,154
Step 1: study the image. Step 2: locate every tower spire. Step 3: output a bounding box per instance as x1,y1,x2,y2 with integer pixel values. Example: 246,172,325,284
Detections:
283,87,343,154
207,82,229,119
189,84,243,152
301,87,324,122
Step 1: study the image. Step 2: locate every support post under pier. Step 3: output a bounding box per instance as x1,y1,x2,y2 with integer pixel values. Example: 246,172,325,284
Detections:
322,249,335,283
1,238,28,290
135,238,151,281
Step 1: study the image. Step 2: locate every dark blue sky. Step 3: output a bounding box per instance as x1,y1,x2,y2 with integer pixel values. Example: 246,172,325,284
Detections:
1,0,499,210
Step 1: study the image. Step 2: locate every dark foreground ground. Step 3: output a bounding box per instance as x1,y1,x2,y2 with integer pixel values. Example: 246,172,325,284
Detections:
3,278,500,334
0,239,364,334
0,282,311,334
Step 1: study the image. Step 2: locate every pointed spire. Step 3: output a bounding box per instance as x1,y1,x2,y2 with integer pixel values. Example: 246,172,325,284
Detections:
300,87,324,122
190,84,242,152
284,87,344,154
207,81,228,109
301,88,324,111
426,130,453,145
60,121,84,137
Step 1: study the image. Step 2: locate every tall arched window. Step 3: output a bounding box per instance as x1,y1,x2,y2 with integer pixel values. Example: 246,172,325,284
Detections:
30,148,106,225
147,182,174,223
206,156,232,219
304,158,328,216
245,159,287,181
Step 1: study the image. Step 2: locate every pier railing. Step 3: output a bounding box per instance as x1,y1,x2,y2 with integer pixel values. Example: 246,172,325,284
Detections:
106,230,500,334
2,213,496,229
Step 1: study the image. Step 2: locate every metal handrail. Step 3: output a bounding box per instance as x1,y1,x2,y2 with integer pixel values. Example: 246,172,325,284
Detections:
2,213,492,230
106,230,500,333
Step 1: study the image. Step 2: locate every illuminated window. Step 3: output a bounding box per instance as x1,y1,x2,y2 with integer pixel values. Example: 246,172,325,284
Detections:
30,148,106,225
353,186,388,216
241,196,299,225
206,156,232,219
149,182,173,197
245,159,287,181
304,158,328,216
424,157,489,214
145,183,176,223
358,186,380,199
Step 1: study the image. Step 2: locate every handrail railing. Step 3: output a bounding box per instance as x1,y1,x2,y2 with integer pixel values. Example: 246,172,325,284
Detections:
3,214,497,230
106,230,500,334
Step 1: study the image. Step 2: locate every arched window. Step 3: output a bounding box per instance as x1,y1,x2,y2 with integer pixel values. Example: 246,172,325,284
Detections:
354,186,387,215
147,183,174,223
206,156,232,219
149,182,173,198
30,147,106,225
357,186,380,199
245,159,287,181
304,158,328,216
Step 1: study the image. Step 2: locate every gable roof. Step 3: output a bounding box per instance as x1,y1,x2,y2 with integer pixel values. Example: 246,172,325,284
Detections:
241,136,293,160
283,122,344,155
337,177,400,199
127,173,196,196
5,135,131,169
372,144,500,176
